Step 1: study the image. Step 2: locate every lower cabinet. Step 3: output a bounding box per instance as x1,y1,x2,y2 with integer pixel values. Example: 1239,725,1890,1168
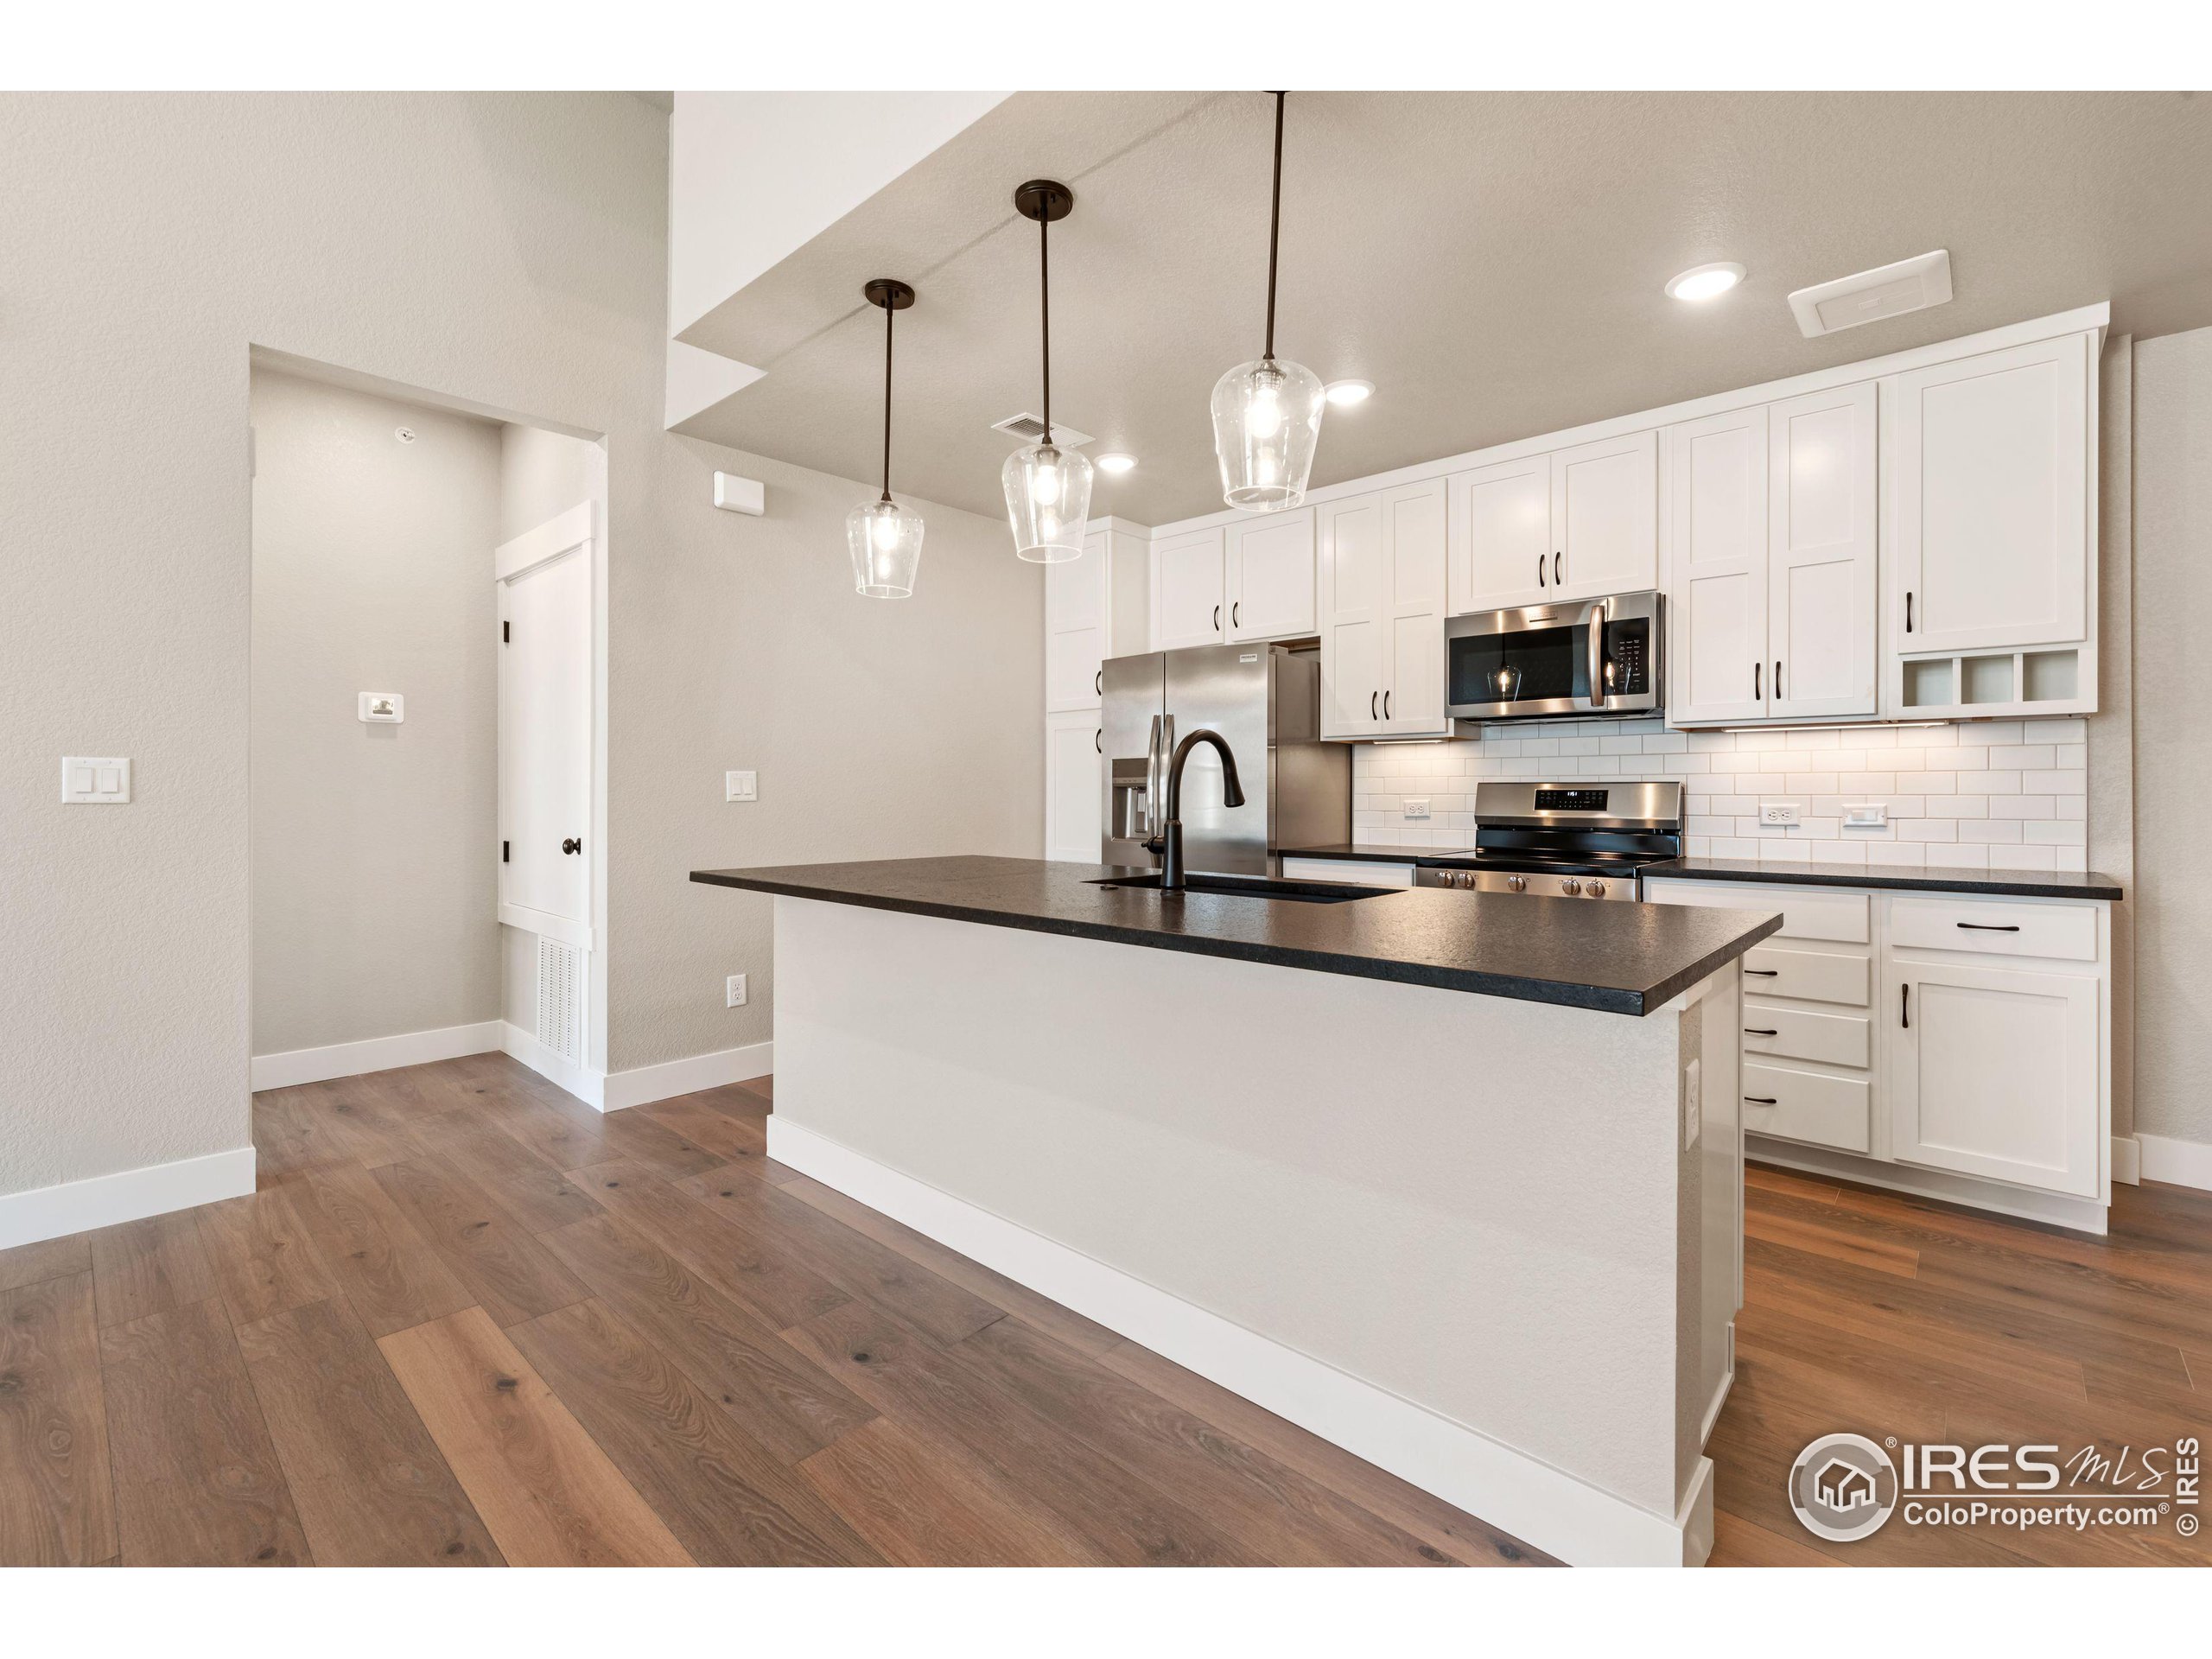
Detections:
1044,708,1103,863
1887,958,2101,1198
1643,876,2110,1222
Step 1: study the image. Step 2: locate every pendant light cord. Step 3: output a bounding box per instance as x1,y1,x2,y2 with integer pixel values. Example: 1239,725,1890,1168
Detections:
1263,90,1286,361
1039,211,1052,442
880,299,894,503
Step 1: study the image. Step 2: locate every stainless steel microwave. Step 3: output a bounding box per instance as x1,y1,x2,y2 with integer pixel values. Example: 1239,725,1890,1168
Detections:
1445,591,1663,721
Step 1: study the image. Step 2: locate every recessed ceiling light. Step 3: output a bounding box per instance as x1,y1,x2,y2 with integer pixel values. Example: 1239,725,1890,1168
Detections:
1665,262,1746,302
1324,379,1375,408
1095,452,1137,474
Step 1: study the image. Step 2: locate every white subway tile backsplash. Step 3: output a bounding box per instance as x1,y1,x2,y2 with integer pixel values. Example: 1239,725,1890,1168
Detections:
1348,715,2094,871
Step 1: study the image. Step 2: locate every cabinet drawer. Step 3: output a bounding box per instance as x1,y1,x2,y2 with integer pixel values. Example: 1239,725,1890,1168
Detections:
1887,895,2096,963
1742,1063,1870,1154
1742,1002,1871,1070
1740,945,1869,1007
1644,880,1869,944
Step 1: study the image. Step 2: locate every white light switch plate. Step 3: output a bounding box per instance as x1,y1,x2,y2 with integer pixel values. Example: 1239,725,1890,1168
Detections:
62,756,130,804
1759,801,1802,826
1403,798,1431,821
726,973,747,1007
725,770,758,803
1842,803,1888,828
359,692,404,723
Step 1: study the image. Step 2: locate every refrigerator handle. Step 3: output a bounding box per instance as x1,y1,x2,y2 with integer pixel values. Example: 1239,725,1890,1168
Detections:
1144,715,1164,841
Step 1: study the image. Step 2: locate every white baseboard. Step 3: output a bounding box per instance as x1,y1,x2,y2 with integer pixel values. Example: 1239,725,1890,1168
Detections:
502,1021,604,1109
0,1146,257,1252
602,1040,772,1113
252,1020,505,1092
2138,1132,2212,1193
2112,1135,2143,1186
766,1116,1711,1567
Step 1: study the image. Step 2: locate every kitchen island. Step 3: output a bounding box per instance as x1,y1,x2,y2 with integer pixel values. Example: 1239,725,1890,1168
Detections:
691,855,1781,1566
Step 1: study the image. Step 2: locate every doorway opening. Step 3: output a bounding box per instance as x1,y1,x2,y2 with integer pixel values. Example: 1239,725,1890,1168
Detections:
247,351,607,1103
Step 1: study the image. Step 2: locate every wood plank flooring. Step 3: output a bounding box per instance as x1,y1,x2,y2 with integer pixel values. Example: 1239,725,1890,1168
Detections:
2,1051,2206,1567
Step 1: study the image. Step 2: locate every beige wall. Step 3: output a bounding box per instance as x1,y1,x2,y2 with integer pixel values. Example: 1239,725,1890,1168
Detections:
0,92,1041,1205
2132,326,2212,1148
250,371,502,1055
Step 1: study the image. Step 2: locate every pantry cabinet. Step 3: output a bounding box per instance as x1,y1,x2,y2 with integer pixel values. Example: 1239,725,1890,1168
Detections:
1448,431,1657,613
1042,520,1148,862
1319,478,1449,739
1666,383,1877,725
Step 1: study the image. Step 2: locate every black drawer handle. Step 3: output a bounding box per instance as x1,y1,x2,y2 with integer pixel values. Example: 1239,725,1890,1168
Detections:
1744,1027,1778,1037
1744,968,1779,977
1744,1096,1778,1106
1901,983,1910,1028
1956,922,2021,932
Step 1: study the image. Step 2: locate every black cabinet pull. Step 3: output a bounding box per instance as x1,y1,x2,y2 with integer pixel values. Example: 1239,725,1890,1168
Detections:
1554,550,1562,587
1383,690,1392,720
1231,601,1240,629
1537,554,1546,588
1744,1096,1778,1106
1095,669,1103,696
1745,968,1778,976
1754,662,1762,701
1094,728,1102,753
1956,922,2021,932
561,837,582,855
1901,984,1911,1028
1905,592,1914,632
1775,659,1783,699
1370,690,1378,720
1212,603,1221,631
1744,1027,1778,1037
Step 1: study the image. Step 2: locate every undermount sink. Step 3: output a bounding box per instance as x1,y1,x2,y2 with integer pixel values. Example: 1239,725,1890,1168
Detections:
1089,872,1395,905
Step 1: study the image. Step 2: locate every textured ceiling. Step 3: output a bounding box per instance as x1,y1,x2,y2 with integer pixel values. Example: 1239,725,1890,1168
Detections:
675,90,2212,527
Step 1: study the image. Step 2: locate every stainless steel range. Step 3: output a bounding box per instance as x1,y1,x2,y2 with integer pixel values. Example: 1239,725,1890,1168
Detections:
1411,781,1683,901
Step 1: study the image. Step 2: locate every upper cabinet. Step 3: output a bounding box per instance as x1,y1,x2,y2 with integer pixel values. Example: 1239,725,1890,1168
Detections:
1894,334,2090,656
1226,510,1317,641
1319,478,1449,740
1449,431,1657,612
1668,385,1878,726
1046,523,1150,712
1153,525,1228,651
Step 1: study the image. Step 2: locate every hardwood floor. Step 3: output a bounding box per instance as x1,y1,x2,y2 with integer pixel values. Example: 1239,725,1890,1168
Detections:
1,1051,2205,1567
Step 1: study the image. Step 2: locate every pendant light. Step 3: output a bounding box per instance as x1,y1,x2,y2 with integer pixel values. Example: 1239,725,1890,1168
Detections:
1211,92,1325,512
1001,179,1090,563
847,278,924,598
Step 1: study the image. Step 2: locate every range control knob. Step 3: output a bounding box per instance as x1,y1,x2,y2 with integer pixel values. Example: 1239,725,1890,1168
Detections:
1504,874,1527,893
1455,871,1474,889
1560,879,1582,897
1586,880,1607,899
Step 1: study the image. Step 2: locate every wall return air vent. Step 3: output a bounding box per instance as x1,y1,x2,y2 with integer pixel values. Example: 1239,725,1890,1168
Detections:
1788,250,1953,339
991,411,1093,449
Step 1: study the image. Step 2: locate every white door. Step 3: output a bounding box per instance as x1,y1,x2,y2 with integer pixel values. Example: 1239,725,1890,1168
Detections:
1449,454,1552,612
1317,493,1386,739
1154,526,1226,650
1044,708,1103,862
1382,478,1449,735
1551,429,1658,601
1894,332,2090,653
1667,406,1770,723
1226,508,1316,641
1768,382,1878,720
1046,529,1110,711
499,504,593,944
1888,960,2100,1198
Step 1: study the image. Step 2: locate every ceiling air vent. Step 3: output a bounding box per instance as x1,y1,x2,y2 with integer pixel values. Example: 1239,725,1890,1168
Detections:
990,411,1093,449
1788,250,1953,340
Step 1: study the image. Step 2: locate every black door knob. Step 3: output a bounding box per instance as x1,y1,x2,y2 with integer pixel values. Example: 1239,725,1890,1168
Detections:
561,837,582,855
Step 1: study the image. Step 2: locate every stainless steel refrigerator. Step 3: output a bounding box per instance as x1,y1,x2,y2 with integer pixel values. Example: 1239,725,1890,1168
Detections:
1100,643,1351,875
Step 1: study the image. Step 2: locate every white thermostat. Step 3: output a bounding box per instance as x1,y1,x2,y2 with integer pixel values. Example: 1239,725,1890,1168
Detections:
359,693,404,723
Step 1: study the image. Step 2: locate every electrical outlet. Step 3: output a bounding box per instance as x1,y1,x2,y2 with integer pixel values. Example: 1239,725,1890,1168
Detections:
1842,803,1888,828
1759,801,1802,827
726,974,747,1008
1403,798,1431,821
725,770,757,803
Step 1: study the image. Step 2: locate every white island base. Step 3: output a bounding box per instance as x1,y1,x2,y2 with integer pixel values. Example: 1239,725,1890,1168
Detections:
762,895,1745,1567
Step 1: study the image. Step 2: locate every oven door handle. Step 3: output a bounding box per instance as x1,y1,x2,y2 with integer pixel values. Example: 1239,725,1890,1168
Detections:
1586,600,1607,709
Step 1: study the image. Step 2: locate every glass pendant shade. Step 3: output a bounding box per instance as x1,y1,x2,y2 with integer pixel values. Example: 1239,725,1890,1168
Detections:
1211,355,1325,512
1001,439,1091,563
846,496,924,598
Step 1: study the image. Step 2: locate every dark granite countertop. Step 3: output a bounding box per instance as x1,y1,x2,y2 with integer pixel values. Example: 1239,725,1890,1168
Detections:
1643,858,2122,902
691,855,1781,1017
1281,842,1471,864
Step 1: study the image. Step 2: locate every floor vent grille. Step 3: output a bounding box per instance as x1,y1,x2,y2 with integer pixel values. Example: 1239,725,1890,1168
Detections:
536,938,583,1064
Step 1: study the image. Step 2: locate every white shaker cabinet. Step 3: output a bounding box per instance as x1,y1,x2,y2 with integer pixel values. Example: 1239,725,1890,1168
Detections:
1044,708,1105,863
1448,453,1552,612
1893,331,2091,655
1666,405,1770,724
1549,430,1659,601
1225,508,1317,642
1153,526,1228,650
1046,528,1112,713
1319,480,1449,740
1381,478,1450,734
